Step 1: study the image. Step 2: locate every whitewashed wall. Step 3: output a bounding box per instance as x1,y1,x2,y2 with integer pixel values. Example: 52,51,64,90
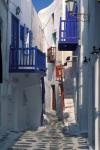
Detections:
77,0,89,133
39,0,73,116
0,0,8,135
38,0,62,112
6,0,44,131
87,1,100,150
21,0,43,50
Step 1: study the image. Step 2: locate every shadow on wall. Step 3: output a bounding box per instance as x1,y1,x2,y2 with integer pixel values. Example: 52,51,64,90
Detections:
47,63,55,81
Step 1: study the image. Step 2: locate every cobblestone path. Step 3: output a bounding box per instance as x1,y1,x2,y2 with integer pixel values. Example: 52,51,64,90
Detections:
8,112,89,150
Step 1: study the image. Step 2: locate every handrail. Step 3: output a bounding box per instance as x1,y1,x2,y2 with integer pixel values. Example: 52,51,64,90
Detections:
9,47,46,72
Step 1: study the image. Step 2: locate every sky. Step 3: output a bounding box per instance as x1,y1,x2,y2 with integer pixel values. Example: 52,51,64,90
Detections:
32,0,54,12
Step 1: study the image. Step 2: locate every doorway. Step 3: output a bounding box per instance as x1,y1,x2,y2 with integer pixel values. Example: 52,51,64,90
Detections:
51,85,56,110
0,20,2,83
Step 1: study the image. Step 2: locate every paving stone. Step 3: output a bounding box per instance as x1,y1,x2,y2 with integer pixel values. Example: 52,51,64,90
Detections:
2,109,89,150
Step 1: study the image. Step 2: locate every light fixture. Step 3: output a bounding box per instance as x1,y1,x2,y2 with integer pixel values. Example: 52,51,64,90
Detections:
16,6,21,15
63,56,71,66
91,46,100,55
83,56,90,63
65,0,88,21
63,62,67,66
66,56,70,61
65,0,75,13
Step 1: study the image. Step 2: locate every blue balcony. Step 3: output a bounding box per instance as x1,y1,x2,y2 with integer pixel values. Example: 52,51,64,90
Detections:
9,47,46,75
58,14,78,51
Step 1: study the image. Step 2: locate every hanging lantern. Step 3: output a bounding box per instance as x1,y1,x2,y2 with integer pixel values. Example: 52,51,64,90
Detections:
65,0,77,14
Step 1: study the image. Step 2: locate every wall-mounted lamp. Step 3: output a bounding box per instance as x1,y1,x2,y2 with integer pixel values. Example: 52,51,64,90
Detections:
83,56,90,63
16,6,21,15
66,56,70,61
65,0,76,14
63,62,67,66
91,46,100,55
65,0,88,21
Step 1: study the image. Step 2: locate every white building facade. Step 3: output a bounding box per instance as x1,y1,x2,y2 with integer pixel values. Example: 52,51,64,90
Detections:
0,0,46,135
0,0,8,137
75,1,100,150
39,1,100,150
39,0,75,120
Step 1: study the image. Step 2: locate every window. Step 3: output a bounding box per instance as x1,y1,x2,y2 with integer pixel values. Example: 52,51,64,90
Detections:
52,13,54,24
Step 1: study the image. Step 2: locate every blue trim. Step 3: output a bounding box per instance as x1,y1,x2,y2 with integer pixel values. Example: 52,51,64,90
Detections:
9,47,46,75
58,0,78,51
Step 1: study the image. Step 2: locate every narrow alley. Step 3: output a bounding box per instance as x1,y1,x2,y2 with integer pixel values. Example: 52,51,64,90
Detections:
0,99,89,150
9,114,89,150
0,0,100,150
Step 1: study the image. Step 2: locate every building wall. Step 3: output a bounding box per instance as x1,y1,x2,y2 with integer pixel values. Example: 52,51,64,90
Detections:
39,0,74,116
77,0,89,132
8,0,43,50
87,1,100,150
7,0,44,131
0,0,44,133
7,74,42,131
77,0,100,150
0,0,8,135
21,0,43,50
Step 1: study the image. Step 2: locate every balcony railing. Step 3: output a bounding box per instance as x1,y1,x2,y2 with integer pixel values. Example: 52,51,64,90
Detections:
47,47,56,63
58,17,78,51
9,47,46,74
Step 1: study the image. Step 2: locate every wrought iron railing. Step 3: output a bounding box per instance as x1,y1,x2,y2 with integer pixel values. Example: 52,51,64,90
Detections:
59,17,78,44
9,47,46,73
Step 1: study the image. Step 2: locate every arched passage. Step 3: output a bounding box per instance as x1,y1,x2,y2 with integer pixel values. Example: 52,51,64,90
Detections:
0,19,2,83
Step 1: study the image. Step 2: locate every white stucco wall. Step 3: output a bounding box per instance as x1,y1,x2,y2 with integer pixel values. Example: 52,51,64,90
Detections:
7,73,42,131
20,0,43,50
87,1,100,150
39,0,74,116
0,0,8,135
38,0,63,112
77,0,100,149
77,0,89,132
8,0,43,50
0,0,44,132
